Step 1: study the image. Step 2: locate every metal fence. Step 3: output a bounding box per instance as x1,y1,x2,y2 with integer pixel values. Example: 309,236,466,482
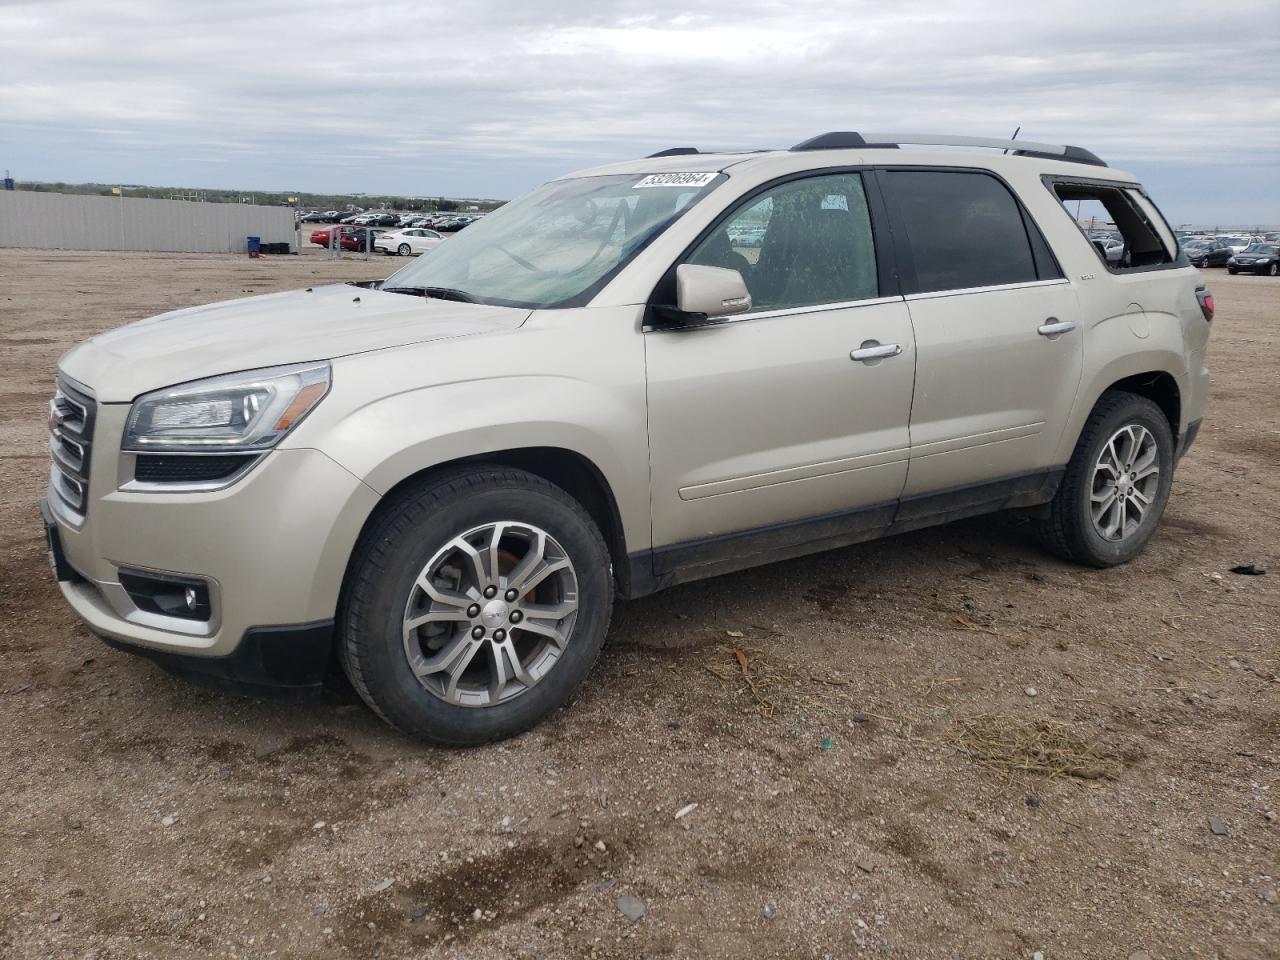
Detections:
0,190,297,253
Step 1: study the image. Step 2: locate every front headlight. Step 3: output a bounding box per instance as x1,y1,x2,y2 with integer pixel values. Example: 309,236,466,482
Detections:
123,362,330,452
1256,258,1272,265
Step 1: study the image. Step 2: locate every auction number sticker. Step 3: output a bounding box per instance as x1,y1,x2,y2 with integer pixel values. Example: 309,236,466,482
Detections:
633,172,718,189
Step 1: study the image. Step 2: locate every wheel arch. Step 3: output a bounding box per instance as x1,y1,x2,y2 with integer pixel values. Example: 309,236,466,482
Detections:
1102,371,1181,441
1056,351,1189,465
345,446,635,600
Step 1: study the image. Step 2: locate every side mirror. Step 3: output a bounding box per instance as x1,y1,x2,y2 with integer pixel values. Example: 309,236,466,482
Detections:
673,264,752,323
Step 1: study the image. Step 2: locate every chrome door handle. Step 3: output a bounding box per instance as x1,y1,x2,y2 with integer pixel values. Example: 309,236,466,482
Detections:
1037,318,1076,337
850,342,902,362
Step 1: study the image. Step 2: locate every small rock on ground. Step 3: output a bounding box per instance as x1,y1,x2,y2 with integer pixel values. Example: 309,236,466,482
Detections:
616,894,646,922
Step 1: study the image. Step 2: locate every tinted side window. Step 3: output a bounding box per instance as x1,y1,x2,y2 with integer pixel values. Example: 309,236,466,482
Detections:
887,171,1040,294
687,173,877,311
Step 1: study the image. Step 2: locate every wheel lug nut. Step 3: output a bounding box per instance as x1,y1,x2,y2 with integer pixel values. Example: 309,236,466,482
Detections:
493,629,506,642
467,604,481,618
510,610,523,624
483,585,497,599
471,625,485,639
505,588,518,602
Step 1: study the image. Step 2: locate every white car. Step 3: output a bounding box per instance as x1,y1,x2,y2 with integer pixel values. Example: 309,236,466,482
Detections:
374,228,445,256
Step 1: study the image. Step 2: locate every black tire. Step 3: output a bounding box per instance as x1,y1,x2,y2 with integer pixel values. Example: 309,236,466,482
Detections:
398,243,411,256
1228,268,1237,275
1036,391,1174,568
1268,263,1278,277
339,466,613,746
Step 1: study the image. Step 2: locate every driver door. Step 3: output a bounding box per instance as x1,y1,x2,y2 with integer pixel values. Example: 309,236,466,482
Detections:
643,171,916,577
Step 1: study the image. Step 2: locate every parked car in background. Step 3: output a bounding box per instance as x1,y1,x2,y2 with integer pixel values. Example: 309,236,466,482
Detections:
309,226,344,247
1218,236,1251,254
374,228,445,256
300,211,326,223
310,225,378,249
1182,239,1233,268
340,228,386,252
436,217,478,232
1227,243,1279,276
1090,237,1124,264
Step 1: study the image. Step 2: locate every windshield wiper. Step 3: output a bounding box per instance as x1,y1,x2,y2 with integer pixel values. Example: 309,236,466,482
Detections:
382,285,479,303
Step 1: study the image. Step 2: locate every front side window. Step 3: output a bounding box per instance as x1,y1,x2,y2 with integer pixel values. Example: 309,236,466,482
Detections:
383,172,724,308
686,172,878,311
886,170,1046,294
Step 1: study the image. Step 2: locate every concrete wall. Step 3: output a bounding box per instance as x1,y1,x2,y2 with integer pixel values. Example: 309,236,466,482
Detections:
0,191,297,253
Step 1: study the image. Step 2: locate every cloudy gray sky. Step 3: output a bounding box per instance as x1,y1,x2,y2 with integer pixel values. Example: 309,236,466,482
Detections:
2,0,1277,223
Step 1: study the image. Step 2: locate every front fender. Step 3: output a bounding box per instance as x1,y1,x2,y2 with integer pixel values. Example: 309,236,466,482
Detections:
287,313,652,554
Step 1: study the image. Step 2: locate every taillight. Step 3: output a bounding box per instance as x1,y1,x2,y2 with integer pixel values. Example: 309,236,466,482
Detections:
1195,286,1214,321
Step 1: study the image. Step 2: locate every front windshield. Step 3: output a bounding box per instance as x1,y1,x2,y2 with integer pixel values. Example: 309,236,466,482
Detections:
1243,244,1277,255
383,172,725,308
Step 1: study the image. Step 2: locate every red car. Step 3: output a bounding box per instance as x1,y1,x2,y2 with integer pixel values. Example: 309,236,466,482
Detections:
309,226,383,251
340,229,385,252
309,226,348,247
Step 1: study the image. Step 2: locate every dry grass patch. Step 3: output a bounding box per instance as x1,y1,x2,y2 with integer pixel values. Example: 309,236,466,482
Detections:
945,714,1119,781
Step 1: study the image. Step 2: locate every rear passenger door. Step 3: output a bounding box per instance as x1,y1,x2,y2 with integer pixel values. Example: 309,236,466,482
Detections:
880,168,1083,512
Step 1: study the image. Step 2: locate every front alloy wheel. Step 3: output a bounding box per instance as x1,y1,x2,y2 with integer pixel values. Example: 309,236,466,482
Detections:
403,522,579,707
339,466,612,746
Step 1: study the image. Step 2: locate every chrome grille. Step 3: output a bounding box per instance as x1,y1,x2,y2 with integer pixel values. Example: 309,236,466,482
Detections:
49,376,96,518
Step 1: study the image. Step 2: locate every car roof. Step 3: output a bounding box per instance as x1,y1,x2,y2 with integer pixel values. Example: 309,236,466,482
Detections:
557,134,1139,185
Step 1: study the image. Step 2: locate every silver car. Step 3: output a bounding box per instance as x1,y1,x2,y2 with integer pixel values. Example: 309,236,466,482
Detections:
42,132,1213,744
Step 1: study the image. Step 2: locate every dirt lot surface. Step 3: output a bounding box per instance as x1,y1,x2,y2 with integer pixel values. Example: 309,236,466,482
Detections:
0,249,1276,960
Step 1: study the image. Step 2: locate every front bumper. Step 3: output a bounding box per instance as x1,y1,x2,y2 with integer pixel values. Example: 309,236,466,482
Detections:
96,620,336,695
44,399,380,674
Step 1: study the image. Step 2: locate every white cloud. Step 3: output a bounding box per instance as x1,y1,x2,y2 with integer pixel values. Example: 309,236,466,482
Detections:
0,0,1276,221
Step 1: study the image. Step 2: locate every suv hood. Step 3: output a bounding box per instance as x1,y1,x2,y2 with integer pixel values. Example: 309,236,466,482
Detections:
59,283,531,402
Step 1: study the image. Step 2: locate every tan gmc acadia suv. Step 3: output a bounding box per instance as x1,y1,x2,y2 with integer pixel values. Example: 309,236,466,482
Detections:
40,132,1214,745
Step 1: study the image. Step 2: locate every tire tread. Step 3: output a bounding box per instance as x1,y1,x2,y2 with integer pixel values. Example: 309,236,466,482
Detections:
1036,390,1170,567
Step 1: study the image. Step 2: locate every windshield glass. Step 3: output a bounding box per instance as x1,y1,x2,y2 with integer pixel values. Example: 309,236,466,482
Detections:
382,172,724,308
1243,244,1277,255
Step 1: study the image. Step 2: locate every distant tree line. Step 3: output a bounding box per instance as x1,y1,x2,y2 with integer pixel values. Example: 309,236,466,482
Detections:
13,181,505,213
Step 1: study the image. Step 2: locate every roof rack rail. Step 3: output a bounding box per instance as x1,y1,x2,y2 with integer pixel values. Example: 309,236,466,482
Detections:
791,132,866,151
792,132,1107,167
646,147,701,158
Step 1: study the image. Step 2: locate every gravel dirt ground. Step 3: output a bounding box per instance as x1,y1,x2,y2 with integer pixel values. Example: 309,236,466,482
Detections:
0,249,1276,960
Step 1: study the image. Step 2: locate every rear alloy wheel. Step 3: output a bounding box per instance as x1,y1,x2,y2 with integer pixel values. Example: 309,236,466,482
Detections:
398,243,412,256
339,466,612,746
1269,263,1278,277
1036,391,1174,567
1088,424,1161,543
